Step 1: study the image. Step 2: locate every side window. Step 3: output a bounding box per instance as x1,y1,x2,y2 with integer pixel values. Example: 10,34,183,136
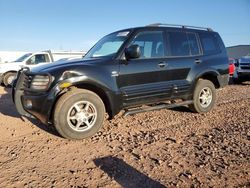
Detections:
199,32,220,55
26,54,50,65
130,31,165,59
34,54,48,63
26,56,35,65
168,32,189,56
187,33,200,55
168,31,190,56
44,54,50,62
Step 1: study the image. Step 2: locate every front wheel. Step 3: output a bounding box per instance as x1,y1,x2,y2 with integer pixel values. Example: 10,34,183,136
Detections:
54,88,105,139
3,72,17,87
189,79,216,113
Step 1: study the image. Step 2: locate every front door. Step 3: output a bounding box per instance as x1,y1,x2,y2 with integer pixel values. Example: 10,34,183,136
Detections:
117,30,171,107
25,53,51,68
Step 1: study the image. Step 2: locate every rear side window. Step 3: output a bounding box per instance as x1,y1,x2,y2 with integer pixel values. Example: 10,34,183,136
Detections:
168,32,190,56
199,32,220,55
187,33,200,55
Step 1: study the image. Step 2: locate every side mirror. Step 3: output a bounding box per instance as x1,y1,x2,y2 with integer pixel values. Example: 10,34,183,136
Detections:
26,59,32,65
125,44,141,60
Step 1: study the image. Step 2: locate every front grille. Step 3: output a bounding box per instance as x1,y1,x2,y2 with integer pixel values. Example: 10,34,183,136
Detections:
241,66,250,70
240,63,250,66
15,68,33,90
23,74,33,89
239,63,250,70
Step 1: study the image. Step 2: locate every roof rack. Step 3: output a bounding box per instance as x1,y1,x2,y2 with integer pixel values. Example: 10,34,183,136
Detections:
146,23,213,31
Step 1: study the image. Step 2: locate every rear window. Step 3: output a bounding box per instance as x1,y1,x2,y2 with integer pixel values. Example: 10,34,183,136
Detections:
199,32,220,55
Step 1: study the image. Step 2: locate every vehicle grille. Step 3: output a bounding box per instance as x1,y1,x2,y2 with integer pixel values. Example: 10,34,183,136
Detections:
15,69,33,90
240,63,250,66
23,74,33,89
240,63,250,70
241,66,250,70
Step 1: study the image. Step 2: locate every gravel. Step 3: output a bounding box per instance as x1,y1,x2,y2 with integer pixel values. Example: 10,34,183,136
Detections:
0,83,249,187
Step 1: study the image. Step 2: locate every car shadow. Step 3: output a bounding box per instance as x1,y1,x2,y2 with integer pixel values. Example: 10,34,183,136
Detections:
171,106,193,113
94,156,165,188
0,86,61,138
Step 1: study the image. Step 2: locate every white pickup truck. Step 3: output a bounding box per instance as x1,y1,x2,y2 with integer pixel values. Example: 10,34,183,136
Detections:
0,50,85,86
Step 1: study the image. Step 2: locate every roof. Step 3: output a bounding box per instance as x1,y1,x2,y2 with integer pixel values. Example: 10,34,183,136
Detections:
226,45,250,59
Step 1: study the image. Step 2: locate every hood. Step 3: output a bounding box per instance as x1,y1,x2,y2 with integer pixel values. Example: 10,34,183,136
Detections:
239,56,250,63
30,57,105,73
0,62,25,72
3,61,24,65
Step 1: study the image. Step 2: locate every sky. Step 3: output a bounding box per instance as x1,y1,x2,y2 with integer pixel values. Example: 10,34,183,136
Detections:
0,0,249,52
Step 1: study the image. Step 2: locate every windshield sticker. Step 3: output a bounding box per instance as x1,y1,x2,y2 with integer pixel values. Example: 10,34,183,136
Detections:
117,31,130,37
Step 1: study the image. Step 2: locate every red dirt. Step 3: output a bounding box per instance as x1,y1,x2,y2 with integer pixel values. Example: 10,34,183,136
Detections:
0,84,249,187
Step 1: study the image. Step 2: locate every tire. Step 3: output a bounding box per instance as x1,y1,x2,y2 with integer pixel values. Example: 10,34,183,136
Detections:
53,88,105,139
3,72,16,87
189,79,216,113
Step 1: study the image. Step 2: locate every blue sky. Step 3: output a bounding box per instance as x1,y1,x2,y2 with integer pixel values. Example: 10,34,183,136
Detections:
0,0,249,52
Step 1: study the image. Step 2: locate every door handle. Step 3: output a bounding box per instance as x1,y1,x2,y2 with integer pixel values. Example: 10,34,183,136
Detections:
195,59,202,64
158,62,168,68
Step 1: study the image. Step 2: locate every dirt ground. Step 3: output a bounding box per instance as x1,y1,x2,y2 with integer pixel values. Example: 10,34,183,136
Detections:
0,83,249,188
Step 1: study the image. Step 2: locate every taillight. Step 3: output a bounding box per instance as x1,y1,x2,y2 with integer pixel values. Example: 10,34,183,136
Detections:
229,63,235,75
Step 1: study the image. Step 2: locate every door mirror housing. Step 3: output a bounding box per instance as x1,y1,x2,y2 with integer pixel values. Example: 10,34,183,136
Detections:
26,59,32,65
125,44,141,60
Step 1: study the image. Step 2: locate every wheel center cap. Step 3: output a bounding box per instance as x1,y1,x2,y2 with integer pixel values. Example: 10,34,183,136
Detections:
76,112,87,121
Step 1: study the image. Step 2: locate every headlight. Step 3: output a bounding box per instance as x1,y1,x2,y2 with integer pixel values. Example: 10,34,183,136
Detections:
30,75,53,90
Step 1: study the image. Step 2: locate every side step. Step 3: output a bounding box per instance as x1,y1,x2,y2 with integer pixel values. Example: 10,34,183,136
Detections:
123,100,193,117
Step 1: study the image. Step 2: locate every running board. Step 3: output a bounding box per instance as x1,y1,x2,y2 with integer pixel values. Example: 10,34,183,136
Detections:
123,100,193,117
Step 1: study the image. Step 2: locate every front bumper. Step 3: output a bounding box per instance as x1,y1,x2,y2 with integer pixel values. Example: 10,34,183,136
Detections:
236,68,250,79
13,70,61,124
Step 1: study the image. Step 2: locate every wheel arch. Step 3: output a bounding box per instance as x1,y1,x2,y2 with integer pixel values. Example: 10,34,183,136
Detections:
195,70,220,89
49,83,116,123
3,70,17,76
74,83,114,119
2,71,18,86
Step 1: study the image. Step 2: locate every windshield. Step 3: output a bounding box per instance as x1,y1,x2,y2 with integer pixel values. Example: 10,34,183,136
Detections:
14,53,32,62
84,31,130,59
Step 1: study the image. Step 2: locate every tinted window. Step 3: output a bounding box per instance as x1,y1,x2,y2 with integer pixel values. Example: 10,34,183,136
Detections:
131,31,165,58
26,54,49,65
34,54,49,63
168,32,190,56
187,33,200,55
199,32,220,55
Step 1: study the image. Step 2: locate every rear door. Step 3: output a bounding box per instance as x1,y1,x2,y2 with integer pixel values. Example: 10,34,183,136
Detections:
117,30,171,106
164,30,202,98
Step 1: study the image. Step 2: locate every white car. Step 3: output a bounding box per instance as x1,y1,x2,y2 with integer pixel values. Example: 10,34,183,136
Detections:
0,51,85,86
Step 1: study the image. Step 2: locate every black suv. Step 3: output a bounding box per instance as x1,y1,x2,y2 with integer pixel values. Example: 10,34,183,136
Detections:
13,24,229,139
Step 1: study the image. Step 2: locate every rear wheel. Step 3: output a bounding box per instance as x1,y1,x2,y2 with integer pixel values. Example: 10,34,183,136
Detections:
189,79,216,113
54,88,105,139
3,72,16,87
